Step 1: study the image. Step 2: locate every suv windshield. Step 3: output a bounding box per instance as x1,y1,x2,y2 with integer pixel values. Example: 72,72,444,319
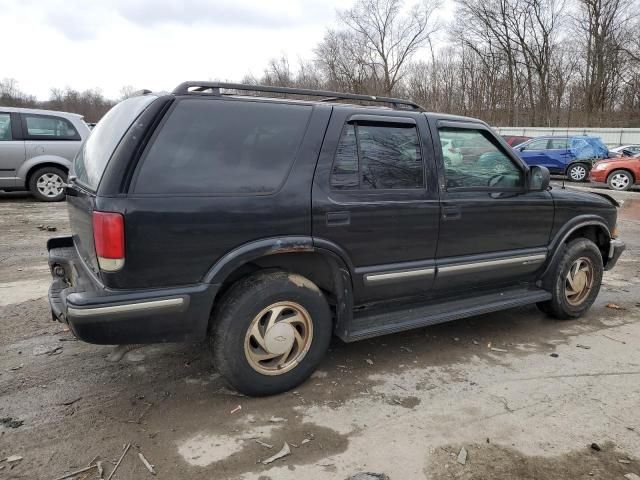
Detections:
73,95,157,191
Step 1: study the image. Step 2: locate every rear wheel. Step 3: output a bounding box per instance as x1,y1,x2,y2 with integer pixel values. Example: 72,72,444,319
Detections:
607,170,633,191
567,163,588,182
29,166,67,202
210,271,332,396
537,238,603,320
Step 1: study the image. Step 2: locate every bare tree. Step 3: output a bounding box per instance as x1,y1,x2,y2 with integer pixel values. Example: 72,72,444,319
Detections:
338,0,441,95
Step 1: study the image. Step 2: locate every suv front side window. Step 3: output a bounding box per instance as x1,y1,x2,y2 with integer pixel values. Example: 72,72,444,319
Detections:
330,121,424,190
23,114,80,140
0,113,11,141
439,127,523,190
549,139,569,149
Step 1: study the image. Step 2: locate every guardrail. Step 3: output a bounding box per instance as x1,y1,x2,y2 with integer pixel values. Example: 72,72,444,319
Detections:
494,127,640,147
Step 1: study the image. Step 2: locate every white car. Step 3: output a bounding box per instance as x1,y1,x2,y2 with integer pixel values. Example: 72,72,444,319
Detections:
610,144,640,155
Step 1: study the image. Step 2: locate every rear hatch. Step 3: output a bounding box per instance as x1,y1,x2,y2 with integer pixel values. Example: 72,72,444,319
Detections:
66,95,158,278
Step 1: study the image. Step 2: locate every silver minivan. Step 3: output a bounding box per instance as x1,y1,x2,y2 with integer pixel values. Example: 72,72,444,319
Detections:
0,107,90,201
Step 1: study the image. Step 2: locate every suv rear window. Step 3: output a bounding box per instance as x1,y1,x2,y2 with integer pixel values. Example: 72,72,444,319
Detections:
73,95,157,191
134,99,312,195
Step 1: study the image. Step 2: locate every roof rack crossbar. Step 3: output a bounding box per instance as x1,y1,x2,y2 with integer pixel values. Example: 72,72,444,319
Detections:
172,82,424,111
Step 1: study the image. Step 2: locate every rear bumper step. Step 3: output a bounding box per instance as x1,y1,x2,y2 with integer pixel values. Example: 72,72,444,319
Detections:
343,286,551,342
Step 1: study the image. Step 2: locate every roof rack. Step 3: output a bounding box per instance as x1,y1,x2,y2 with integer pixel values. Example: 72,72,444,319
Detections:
172,82,424,111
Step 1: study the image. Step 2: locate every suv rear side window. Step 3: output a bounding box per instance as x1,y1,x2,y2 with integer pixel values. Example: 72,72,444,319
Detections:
331,122,424,190
0,114,11,140
134,99,312,195
23,114,80,140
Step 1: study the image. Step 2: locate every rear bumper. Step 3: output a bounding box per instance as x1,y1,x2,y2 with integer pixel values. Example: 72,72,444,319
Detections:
47,236,217,344
605,238,625,271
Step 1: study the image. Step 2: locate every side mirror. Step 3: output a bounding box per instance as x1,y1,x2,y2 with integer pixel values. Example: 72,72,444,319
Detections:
528,165,550,191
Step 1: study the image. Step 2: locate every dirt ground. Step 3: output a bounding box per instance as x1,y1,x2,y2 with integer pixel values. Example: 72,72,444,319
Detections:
1,185,639,480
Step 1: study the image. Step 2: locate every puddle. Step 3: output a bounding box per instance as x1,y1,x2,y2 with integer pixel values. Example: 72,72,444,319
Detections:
178,425,276,466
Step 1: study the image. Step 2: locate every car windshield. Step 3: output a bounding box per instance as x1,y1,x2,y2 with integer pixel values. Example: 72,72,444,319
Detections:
73,95,157,191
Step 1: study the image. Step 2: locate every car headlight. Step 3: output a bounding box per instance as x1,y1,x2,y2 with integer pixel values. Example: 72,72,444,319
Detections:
593,163,606,171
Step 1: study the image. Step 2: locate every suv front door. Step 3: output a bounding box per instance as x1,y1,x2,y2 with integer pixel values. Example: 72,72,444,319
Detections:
312,108,440,304
0,112,25,189
431,120,554,291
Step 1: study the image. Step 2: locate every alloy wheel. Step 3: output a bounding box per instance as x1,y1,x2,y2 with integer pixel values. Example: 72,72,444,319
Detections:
569,165,587,181
609,173,630,190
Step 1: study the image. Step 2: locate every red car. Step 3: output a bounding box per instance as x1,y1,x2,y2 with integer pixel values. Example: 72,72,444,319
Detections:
589,155,640,191
502,135,531,147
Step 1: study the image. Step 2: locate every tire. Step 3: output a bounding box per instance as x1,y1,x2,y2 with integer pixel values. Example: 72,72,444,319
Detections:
607,169,633,191
28,166,67,202
210,271,332,396
537,238,603,320
567,163,588,182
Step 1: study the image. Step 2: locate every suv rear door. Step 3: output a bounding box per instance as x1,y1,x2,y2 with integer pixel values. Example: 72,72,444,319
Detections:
312,108,439,304
431,119,553,291
0,112,25,188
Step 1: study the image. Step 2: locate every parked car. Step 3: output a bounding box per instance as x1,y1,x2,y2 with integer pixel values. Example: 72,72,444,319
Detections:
502,135,531,147
589,154,640,191
515,136,609,182
609,144,640,155
0,107,90,201
48,83,625,396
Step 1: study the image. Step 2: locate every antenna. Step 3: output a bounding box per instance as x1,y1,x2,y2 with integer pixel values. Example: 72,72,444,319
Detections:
562,104,571,190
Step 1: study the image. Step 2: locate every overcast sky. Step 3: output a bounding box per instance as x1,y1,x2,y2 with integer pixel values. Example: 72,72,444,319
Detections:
2,0,374,100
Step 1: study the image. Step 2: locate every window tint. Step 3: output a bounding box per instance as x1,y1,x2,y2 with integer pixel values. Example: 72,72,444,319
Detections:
74,95,157,191
330,121,424,190
331,124,359,189
135,99,312,195
439,128,523,190
549,138,569,149
0,114,11,141
359,124,423,189
526,138,549,150
24,114,79,140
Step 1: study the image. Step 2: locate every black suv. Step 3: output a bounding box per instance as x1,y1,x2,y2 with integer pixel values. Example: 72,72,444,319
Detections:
48,83,625,396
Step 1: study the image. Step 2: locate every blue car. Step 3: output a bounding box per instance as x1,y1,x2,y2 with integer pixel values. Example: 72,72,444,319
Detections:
515,136,609,182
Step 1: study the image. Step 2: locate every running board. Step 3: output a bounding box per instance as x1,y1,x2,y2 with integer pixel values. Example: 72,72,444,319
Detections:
343,287,551,342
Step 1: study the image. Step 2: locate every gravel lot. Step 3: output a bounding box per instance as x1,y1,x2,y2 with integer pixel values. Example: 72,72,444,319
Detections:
1,186,639,480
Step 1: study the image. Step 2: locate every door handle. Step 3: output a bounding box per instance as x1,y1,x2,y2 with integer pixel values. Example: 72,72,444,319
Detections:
326,211,350,226
442,205,461,221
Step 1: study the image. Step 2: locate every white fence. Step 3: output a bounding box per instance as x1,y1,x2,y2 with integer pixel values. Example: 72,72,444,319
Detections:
494,127,640,147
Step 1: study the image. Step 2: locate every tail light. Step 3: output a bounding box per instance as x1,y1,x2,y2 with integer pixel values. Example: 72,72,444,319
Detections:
92,211,125,271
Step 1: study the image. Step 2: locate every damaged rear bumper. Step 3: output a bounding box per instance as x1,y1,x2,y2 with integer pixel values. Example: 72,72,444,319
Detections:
47,236,217,344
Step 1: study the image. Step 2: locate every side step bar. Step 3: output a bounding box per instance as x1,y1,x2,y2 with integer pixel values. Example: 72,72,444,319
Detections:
343,287,551,342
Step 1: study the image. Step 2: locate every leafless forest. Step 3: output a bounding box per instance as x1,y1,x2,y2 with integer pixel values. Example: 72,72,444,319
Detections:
2,0,639,126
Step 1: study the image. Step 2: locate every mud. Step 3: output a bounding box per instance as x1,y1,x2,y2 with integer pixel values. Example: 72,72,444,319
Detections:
1,188,639,480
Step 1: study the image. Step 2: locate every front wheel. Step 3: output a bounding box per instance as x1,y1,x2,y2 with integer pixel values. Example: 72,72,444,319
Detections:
567,163,589,182
537,238,603,320
210,271,332,396
607,170,633,191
